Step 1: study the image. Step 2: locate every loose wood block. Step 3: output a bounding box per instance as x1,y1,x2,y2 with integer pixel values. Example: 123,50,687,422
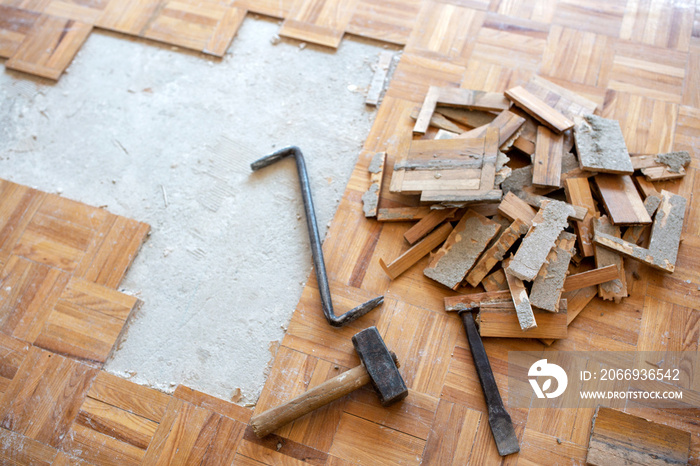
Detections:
376,207,432,222
423,210,501,290
379,222,453,279
517,191,588,221
413,86,441,134
592,216,628,302
532,126,564,188
403,208,456,245
365,51,393,106
630,151,691,181
594,190,687,273
622,193,661,244
410,107,464,133
562,265,619,292
586,407,691,466
5,14,92,80
444,290,511,311
458,110,526,149
505,86,574,133
482,269,508,292
465,218,529,287
0,346,97,447
506,200,575,282
524,75,598,120
436,107,496,130
503,257,537,330
564,177,597,257
529,231,577,312
497,191,537,226
574,115,634,174
595,174,652,225
362,152,387,218
477,299,567,339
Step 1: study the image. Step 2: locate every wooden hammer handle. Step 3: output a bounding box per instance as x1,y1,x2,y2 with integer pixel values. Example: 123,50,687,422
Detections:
251,364,369,438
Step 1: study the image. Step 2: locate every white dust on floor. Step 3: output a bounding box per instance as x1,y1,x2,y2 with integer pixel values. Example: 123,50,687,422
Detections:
0,16,396,404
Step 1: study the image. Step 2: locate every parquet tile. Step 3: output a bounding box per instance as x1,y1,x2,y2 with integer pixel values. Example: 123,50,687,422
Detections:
0,5,40,58
0,346,97,448
5,14,91,80
1,0,700,463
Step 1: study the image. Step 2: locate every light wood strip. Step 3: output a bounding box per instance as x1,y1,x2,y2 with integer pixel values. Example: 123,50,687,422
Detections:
532,126,564,188
465,218,528,287
503,257,537,330
403,208,455,245
366,51,393,106
595,174,652,225
477,299,567,339
379,222,452,279
564,177,597,257
562,265,619,292
497,191,537,226
444,290,511,312
505,85,574,133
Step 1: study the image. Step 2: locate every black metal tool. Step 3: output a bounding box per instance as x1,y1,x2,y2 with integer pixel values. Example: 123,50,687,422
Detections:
251,146,384,327
459,309,520,456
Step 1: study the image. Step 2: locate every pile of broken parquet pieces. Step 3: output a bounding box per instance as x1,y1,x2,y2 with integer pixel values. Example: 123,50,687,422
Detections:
362,76,689,343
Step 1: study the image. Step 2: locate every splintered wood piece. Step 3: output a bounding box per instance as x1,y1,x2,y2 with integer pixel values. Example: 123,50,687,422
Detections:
574,115,634,174
6,15,92,80
564,177,597,257
419,188,502,204
562,265,619,292
362,152,387,218
376,207,432,222
595,174,652,225
379,222,453,279
586,407,691,466
465,219,528,287
479,127,499,192
530,232,577,312
403,208,456,245
593,216,628,302
503,257,536,330
458,110,526,149
532,126,564,188
507,200,575,282
410,108,464,134
477,299,567,339
414,86,509,134
630,151,691,181
594,190,687,273
504,86,574,134
444,290,511,311
482,269,508,291
423,210,501,290
365,51,393,106
497,192,538,227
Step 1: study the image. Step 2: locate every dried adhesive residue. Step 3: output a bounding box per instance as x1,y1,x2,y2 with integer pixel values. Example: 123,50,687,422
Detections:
655,151,690,173
574,115,633,173
362,183,379,216
368,153,384,173
515,299,536,329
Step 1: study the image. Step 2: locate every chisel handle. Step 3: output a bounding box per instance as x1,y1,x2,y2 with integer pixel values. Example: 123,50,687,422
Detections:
250,364,369,438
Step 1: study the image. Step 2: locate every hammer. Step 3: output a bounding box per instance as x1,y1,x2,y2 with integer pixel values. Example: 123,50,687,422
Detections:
250,326,408,438
459,308,519,456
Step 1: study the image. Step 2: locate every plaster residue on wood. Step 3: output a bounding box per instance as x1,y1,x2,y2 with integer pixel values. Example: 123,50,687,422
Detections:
574,115,634,174
506,200,574,282
529,232,576,313
656,151,691,173
592,216,628,301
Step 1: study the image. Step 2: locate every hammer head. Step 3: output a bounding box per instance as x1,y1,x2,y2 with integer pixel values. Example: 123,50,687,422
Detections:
352,327,408,406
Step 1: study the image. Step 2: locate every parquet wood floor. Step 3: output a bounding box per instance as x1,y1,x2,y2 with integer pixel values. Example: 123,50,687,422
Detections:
1,0,699,464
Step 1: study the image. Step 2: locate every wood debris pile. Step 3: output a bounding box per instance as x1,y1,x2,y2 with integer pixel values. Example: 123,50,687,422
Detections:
362,76,689,343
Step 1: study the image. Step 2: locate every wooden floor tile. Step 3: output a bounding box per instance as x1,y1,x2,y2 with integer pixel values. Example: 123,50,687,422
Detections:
683,46,700,107
143,1,246,56
0,5,40,58
42,0,110,23
620,0,694,51
601,90,677,154
237,427,328,465
0,428,58,465
674,106,700,169
346,0,421,45
232,0,295,19
5,14,91,80
328,413,425,465
470,13,548,74
0,346,97,448
96,0,163,35
88,371,171,423
553,0,626,37
421,399,481,465
33,277,140,364
540,25,614,87
405,2,484,62
607,41,687,103
0,255,70,343
279,0,358,48
0,180,46,265
461,60,532,93
518,429,588,465
0,333,30,394
495,0,557,23
385,52,466,103
142,396,246,465
174,385,252,424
